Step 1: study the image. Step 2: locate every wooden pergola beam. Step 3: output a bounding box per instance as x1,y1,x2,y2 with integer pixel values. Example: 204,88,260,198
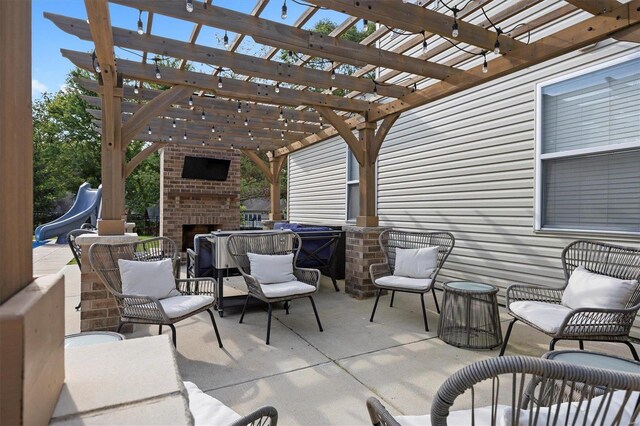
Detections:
564,0,622,15
77,78,323,123
123,130,281,150
241,149,273,183
63,50,371,112
120,85,192,145
124,142,166,177
316,107,364,166
47,13,409,99
307,0,532,59
111,0,465,82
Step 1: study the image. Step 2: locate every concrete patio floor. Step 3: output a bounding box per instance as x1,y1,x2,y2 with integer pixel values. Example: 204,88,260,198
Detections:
58,262,639,425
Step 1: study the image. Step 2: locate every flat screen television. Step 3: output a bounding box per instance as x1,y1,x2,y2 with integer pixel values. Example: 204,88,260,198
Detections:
181,156,231,181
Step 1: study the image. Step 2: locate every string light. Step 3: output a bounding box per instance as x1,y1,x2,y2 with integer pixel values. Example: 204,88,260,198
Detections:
189,96,193,106
237,102,242,113
288,50,293,59
211,125,216,133
284,119,288,127
154,58,161,79
137,10,144,35
169,135,172,142
331,62,336,80
134,82,139,94
202,141,206,146
148,125,152,135
183,131,188,140
230,143,234,150
186,0,194,13
422,31,428,54
281,131,285,140
452,9,459,38
91,51,101,73
218,135,222,142
201,110,206,120
279,108,284,121
218,76,223,89
244,118,248,126
362,19,368,30
257,145,260,152
275,82,280,93
373,83,378,94
494,37,501,55
223,31,229,49
482,52,488,73
281,0,287,19
248,129,252,137
172,119,176,128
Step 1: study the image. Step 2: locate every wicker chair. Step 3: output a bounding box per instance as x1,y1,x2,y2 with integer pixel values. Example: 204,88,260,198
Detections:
500,240,640,360
226,231,323,345
67,228,97,311
369,230,455,331
366,355,640,425
88,237,223,348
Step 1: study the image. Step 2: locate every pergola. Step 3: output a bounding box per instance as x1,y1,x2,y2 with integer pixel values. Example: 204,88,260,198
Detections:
44,0,640,235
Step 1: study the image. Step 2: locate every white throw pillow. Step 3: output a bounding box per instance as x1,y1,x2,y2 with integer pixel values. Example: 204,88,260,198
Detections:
248,252,296,284
118,258,179,300
561,265,638,310
394,247,439,278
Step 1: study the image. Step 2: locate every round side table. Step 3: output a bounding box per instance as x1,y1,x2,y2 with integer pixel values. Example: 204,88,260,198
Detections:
64,331,125,348
437,281,502,349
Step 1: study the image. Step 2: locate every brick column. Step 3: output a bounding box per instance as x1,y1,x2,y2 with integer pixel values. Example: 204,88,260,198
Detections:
344,226,391,299
76,233,139,332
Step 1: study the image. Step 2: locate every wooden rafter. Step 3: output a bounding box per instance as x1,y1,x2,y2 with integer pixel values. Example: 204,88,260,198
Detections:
316,107,363,165
62,50,371,112
124,142,166,177
111,0,465,82
46,13,408,98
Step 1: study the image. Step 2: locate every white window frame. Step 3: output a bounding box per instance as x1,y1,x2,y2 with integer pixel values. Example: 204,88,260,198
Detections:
345,146,359,223
534,52,640,235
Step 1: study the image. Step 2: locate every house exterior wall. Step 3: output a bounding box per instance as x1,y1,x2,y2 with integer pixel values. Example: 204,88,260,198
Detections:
288,40,640,304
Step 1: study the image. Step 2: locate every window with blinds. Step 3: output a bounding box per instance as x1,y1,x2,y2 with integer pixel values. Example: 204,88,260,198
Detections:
346,148,359,221
536,55,640,234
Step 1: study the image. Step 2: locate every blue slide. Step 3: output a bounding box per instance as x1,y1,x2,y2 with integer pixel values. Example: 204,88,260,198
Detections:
35,183,102,244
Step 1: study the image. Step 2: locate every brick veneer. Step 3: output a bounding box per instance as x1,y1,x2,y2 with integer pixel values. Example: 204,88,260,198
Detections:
344,226,391,299
160,145,240,253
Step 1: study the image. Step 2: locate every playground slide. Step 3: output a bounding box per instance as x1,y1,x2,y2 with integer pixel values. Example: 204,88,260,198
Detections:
35,182,102,244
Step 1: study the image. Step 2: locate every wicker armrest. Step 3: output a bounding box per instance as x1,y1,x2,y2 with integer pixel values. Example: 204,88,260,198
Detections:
506,283,563,306
176,277,216,296
238,273,266,298
366,397,400,426
293,267,321,288
558,305,640,338
229,406,279,426
119,294,169,322
370,263,391,282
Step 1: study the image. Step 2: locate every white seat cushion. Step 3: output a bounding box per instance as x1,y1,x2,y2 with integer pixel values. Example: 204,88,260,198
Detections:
157,295,214,319
561,265,638,310
396,405,510,426
375,275,433,291
183,381,241,426
261,280,316,298
509,301,572,334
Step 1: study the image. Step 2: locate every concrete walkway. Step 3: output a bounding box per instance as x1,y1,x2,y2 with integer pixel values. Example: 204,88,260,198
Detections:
33,242,74,276
61,272,639,425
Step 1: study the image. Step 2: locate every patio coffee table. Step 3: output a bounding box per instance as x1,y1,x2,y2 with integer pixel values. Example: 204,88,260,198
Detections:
543,350,640,374
437,281,502,349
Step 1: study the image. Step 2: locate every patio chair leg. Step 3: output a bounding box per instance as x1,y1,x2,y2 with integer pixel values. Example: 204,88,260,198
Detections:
331,276,340,292
309,296,323,332
207,309,223,348
420,294,429,332
499,318,518,357
239,295,250,324
116,321,125,333
159,325,163,335
579,340,584,350
169,324,177,347
370,289,382,322
549,338,558,351
389,291,395,308
284,300,290,315
266,303,273,345
623,341,639,361
431,287,440,314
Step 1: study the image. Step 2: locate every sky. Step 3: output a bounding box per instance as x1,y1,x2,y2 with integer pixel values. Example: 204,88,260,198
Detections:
31,0,350,98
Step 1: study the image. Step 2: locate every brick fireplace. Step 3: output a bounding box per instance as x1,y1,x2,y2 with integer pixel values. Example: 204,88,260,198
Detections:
160,144,240,254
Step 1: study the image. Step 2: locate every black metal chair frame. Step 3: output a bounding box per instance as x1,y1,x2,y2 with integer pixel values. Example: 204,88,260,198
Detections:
67,228,98,311
369,229,455,332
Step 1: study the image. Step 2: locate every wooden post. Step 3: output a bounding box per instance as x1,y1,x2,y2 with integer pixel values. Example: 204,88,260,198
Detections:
97,75,126,235
356,122,378,227
0,0,33,302
269,156,286,221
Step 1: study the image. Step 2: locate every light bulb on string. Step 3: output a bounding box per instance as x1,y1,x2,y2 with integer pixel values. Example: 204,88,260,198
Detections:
278,108,284,121
452,10,459,38
148,125,152,135
186,0,193,13
169,135,172,142
284,119,288,127
482,52,488,74
189,96,193,106
211,125,216,133
494,38,500,55
183,131,187,140
218,135,222,142
172,119,176,128
223,31,229,49
281,0,287,19
362,19,368,30
202,141,206,146
154,58,161,79
275,82,280,93
257,145,260,152
91,51,101,73
237,102,242,113
201,110,206,120
218,76,223,89
134,82,139,94
230,143,234,150
422,31,428,54
331,63,336,81
244,118,248,126
137,10,144,35
281,131,285,140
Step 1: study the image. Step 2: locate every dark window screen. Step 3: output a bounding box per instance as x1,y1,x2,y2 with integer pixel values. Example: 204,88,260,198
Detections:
181,156,230,181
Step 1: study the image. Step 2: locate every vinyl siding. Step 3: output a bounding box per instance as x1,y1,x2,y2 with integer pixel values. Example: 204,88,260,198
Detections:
287,39,640,332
